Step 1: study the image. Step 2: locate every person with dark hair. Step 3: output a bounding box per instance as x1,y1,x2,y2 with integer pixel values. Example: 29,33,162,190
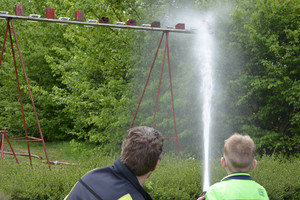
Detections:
65,126,164,200
198,133,269,200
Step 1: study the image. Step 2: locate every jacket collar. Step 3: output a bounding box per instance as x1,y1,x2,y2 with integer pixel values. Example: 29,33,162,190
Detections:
114,158,153,200
221,173,254,182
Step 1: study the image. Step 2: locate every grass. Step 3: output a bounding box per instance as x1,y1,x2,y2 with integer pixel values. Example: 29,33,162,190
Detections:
0,140,115,200
1,140,95,166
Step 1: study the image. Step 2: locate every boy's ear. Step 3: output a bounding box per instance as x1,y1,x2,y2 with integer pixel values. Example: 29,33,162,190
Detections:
251,159,257,170
221,157,226,168
151,159,160,171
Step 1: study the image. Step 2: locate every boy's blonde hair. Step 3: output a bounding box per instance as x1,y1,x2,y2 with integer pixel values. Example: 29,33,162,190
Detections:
223,133,256,172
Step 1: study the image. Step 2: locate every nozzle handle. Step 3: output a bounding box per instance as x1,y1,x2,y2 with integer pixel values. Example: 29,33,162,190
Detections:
199,191,206,198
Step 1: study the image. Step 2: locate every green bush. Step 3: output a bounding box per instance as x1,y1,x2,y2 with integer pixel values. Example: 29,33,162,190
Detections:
0,154,115,200
146,155,300,200
252,155,300,200
145,155,202,200
0,152,299,199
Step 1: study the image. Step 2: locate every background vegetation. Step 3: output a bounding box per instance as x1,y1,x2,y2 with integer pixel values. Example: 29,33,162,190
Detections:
0,0,299,199
0,0,298,156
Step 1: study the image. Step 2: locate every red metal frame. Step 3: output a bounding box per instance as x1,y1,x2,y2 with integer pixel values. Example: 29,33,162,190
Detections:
0,130,19,164
130,31,179,157
0,18,51,169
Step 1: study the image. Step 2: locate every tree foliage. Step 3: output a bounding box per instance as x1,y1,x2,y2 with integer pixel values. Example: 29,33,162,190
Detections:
0,0,298,156
219,0,299,156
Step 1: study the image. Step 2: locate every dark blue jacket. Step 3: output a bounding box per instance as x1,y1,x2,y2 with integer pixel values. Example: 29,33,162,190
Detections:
65,158,153,200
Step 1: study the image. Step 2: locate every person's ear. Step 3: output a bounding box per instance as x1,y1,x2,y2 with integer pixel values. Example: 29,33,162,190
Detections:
221,157,226,168
251,159,257,170
152,159,160,171
120,151,123,156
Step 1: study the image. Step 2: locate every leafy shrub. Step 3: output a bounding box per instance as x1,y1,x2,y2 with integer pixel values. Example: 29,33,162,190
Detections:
145,155,203,200
0,154,115,200
252,155,300,200
146,155,300,200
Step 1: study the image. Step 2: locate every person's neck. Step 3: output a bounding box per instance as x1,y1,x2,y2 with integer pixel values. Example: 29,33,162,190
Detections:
136,171,152,185
229,172,249,174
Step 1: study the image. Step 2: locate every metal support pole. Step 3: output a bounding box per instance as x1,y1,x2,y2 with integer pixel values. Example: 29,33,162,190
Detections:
9,19,51,170
0,19,9,68
166,32,179,157
131,32,165,128
152,32,168,127
0,19,51,169
0,131,19,164
0,133,4,163
130,31,179,157
7,18,33,167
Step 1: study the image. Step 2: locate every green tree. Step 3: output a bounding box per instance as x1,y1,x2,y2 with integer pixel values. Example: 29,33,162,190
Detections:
0,0,73,140
221,0,299,156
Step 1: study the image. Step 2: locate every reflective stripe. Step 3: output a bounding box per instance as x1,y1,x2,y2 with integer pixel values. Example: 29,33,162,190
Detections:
118,193,133,200
64,182,77,200
79,179,103,200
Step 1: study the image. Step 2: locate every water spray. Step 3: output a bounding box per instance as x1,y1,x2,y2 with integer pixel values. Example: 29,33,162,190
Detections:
198,19,214,198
